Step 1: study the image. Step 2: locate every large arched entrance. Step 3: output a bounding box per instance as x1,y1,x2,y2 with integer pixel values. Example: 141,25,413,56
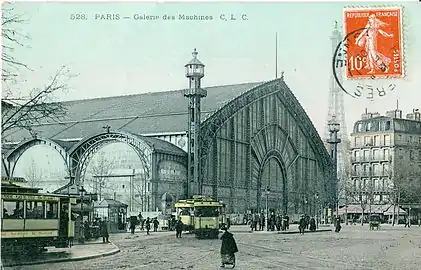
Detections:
256,152,288,214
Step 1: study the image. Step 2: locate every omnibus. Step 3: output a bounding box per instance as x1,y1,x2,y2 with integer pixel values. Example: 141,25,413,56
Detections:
1,182,77,253
192,195,225,239
174,199,194,231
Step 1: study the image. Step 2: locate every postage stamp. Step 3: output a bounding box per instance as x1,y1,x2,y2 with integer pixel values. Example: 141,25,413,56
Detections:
343,7,404,79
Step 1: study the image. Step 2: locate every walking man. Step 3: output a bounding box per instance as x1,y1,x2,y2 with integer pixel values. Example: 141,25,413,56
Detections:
175,217,183,238
100,217,110,243
145,217,151,235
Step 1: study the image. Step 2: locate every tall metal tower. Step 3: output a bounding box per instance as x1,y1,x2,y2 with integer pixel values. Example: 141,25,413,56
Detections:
325,22,350,208
184,49,207,198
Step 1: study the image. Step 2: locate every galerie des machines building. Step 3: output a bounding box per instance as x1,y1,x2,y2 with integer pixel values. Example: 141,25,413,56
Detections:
3,51,333,216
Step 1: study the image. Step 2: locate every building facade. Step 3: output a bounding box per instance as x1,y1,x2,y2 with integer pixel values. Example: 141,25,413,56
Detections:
2,78,333,216
349,108,421,206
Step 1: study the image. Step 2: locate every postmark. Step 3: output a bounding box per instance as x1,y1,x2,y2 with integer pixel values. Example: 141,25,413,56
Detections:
344,7,403,79
332,6,404,100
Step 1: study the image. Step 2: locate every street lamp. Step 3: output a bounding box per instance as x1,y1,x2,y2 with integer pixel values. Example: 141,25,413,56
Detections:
78,185,86,244
327,115,341,224
265,186,270,231
315,193,319,229
184,48,207,197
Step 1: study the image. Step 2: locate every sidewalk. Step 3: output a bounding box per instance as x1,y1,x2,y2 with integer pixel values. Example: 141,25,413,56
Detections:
1,241,120,268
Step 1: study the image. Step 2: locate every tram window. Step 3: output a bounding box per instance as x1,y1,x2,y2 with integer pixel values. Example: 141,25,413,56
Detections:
26,201,45,219
46,202,58,219
3,201,24,219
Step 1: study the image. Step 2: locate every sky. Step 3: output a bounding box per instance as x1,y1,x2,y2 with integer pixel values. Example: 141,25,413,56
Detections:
4,1,421,138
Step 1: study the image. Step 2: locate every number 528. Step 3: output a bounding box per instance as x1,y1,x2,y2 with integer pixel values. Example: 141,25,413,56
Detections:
70,14,87,20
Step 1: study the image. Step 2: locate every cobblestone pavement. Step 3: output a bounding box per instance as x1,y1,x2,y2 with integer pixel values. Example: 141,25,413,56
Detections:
6,225,421,270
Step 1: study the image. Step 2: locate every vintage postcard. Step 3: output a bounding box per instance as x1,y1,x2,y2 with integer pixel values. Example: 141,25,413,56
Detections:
1,1,421,269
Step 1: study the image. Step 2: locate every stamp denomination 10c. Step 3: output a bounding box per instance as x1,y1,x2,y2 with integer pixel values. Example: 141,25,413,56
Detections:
344,7,403,79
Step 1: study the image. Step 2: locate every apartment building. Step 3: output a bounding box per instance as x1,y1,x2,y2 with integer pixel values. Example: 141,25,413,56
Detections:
349,108,421,205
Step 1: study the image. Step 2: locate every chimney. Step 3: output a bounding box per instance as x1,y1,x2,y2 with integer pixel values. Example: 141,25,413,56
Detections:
386,109,402,119
414,109,420,121
361,110,380,120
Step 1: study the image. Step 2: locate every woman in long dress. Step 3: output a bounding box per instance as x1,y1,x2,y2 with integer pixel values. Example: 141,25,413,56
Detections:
220,226,238,268
355,14,394,74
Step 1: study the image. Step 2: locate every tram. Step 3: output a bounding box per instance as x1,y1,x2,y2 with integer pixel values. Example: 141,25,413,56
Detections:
192,195,226,239
1,182,77,253
174,199,194,231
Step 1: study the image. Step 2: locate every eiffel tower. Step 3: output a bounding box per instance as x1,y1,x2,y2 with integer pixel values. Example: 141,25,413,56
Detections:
325,21,351,209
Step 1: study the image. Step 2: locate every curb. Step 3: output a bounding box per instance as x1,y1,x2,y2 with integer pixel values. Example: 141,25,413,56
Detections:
2,244,120,267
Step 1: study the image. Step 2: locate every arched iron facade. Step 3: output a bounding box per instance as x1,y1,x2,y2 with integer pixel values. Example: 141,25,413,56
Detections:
199,78,332,214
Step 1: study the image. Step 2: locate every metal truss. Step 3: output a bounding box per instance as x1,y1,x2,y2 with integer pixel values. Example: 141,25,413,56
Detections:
5,137,71,177
68,132,152,186
199,79,284,185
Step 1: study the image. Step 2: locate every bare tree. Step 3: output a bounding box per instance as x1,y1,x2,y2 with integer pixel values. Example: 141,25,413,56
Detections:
24,157,43,188
86,153,114,201
386,154,421,225
1,4,76,141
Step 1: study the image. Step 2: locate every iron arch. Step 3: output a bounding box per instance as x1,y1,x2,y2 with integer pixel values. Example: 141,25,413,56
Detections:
199,78,331,186
5,137,70,178
68,131,154,186
254,149,288,214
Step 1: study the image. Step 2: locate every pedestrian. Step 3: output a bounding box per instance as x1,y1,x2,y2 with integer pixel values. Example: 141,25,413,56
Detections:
335,217,342,233
100,217,110,243
153,217,159,232
309,217,316,232
130,216,136,234
175,217,183,238
220,226,238,268
145,217,151,235
299,215,306,235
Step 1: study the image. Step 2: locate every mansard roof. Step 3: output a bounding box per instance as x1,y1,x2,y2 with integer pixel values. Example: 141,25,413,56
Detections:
4,82,262,142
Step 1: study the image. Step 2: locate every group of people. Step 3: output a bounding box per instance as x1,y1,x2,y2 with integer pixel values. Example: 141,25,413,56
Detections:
248,212,290,232
129,215,161,235
128,214,186,238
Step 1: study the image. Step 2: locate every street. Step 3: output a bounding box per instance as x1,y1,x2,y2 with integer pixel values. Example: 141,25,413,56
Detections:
5,224,421,270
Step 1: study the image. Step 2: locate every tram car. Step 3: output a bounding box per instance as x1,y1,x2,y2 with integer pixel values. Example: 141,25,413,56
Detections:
1,182,77,253
192,195,225,239
174,199,194,231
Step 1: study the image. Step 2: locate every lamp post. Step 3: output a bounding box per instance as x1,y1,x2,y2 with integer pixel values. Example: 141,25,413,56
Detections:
265,186,270,231
184,48,207,198
327,115,341,224
315,193,319,229
78,185,86,244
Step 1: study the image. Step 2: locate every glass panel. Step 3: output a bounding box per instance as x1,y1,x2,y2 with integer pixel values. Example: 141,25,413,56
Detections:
46,202,59,219
26,201,45,219
3,201,24,219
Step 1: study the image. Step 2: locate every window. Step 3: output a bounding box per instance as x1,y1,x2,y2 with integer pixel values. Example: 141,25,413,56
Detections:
383,149,390,160
355,137,361,147
363,150,370,161
383,164,389,175
353,150,360,161
366,122,372,131
364,136,372,145
46,202,58,219
385,121,391,130
373,149,380,160
384,135,390,146
374,135,380,146
357,123,363,132
410,150,414,160
409,136,413,143
26,201,45,219
2,201,24,219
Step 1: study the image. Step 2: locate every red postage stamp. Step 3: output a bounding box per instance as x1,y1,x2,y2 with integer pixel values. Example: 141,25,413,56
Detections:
344,7,403,79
